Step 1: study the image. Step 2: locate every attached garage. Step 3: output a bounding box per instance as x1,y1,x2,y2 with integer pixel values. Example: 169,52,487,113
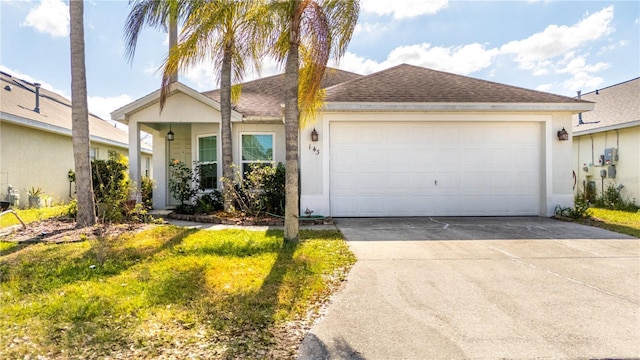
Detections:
299,64,594,218
329,121,542,216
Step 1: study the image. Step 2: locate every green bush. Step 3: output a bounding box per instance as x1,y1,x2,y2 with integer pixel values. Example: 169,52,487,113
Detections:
195,191,224,215
168,160,200,207
223,162,285,216
593,183,639,212
141,176,154,210
555,193,591,219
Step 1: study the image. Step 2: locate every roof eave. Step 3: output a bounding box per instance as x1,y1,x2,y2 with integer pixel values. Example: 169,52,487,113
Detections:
1,111,149,152
573,120,640,136
322,102,595,113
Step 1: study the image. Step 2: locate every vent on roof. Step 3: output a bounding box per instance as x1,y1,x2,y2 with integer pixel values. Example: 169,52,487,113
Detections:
3,85,11,91
34,83,41,113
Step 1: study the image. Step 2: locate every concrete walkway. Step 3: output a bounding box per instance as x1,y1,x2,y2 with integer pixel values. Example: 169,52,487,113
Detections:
297,217,640,359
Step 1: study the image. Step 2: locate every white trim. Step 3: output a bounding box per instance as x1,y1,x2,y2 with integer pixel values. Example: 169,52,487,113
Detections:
238,132,276,175
573,120,640,136
1,111,152,154
110,82,243,123
322,102,594,113
195,133,219,190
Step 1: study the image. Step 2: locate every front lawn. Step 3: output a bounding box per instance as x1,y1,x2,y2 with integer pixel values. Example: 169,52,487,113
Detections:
587,208,640,238
0,226,356,359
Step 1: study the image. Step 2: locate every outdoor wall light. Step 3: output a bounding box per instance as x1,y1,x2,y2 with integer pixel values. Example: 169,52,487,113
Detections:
557,127,569,141
167,123,175,141
311,128,319,142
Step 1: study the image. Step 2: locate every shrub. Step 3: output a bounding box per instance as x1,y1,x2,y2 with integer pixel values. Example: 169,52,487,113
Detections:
555,193,591,219
195,191,224,215
223,162,285,216
141,176,154,210
593,183,639,212
168,160,200,207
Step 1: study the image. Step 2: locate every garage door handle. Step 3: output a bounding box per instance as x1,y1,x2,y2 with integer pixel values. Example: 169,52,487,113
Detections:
435,180,438,186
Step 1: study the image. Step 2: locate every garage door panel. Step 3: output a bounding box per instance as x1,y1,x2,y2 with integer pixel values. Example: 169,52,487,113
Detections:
330,122,541,216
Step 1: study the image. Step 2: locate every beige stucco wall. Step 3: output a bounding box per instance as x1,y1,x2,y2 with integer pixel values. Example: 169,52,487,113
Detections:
573,127,640,205
0,121,130,208
300,111,575,217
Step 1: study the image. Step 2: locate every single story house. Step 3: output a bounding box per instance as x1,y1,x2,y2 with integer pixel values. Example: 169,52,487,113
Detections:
0,71,152,208
572,77,640,204
112,64,593,217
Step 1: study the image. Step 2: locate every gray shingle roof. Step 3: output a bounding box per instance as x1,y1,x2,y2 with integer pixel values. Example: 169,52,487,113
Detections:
325,64,590,104
202,68,363,118
1,71,136,149
572,77,640,134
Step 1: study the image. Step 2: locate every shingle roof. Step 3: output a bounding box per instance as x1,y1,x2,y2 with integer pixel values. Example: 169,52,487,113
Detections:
202,68,363,118
1,71,137,149
325,64,590,104
572,77,640,134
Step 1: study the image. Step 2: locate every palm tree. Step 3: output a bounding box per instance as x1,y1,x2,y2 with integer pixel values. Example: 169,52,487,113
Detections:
69,0,96,228
270,0,359,242
124,0,193,72
160,0,269,213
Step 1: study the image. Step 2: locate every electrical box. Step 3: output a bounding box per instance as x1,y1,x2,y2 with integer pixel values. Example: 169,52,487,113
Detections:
582,163,594,177
608,165,616,178
604,148,618,165
600,169,607,178
598,155,604,166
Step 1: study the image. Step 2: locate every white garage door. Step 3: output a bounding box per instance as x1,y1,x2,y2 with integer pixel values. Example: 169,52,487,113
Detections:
330,122,541,216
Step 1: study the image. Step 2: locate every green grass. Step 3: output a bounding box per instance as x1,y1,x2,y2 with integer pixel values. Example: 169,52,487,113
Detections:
0,205,70,228
587,208,640,238
0,226,356,359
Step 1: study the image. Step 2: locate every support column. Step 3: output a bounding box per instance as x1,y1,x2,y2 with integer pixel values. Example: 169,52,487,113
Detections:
128,118,142,203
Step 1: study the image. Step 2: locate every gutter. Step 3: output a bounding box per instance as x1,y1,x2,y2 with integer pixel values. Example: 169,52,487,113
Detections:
573,120,640,137
1,111,152,154
322,102,594,113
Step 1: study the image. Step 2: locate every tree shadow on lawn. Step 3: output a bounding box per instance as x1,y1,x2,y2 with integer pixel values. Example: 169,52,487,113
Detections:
0,227,195,315
217,231,304,358
5,228,335,358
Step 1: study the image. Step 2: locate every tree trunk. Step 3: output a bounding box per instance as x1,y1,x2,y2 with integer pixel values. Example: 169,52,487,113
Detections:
284,8,301,242
168,17,178,83
69,0,96,228
220,46,234,212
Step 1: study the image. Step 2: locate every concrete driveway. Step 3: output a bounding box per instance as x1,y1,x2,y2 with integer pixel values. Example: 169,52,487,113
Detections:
297,217,640,359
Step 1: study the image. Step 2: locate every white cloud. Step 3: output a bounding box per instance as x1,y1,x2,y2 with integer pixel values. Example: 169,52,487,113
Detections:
21,0,69,38
597,40,627,55
500,6,614,72
360,0,448,19
88,94,134,120
561,72,604,92
535,83,554,92
339,42,498,75
354,22,389,36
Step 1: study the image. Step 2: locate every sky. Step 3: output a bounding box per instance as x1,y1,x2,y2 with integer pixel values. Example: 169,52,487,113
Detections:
1,0,639,122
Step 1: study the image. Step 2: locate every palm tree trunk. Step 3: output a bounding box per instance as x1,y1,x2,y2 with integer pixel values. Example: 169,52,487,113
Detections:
220,46,234,212
284,7,301,242
69,0,96,228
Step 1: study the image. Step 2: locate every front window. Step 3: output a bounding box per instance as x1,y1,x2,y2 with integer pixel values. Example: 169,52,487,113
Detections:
241,134,274,174
90,147,98,161
198,135,217,189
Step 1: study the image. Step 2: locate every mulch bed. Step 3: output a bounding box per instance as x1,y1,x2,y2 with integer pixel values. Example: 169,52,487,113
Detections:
167,212,333,226
0,217,147,244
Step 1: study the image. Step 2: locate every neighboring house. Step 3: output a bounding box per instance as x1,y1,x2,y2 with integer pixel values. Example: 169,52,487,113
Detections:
0,71,152,208
112,64,592,217
572,78,640,205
